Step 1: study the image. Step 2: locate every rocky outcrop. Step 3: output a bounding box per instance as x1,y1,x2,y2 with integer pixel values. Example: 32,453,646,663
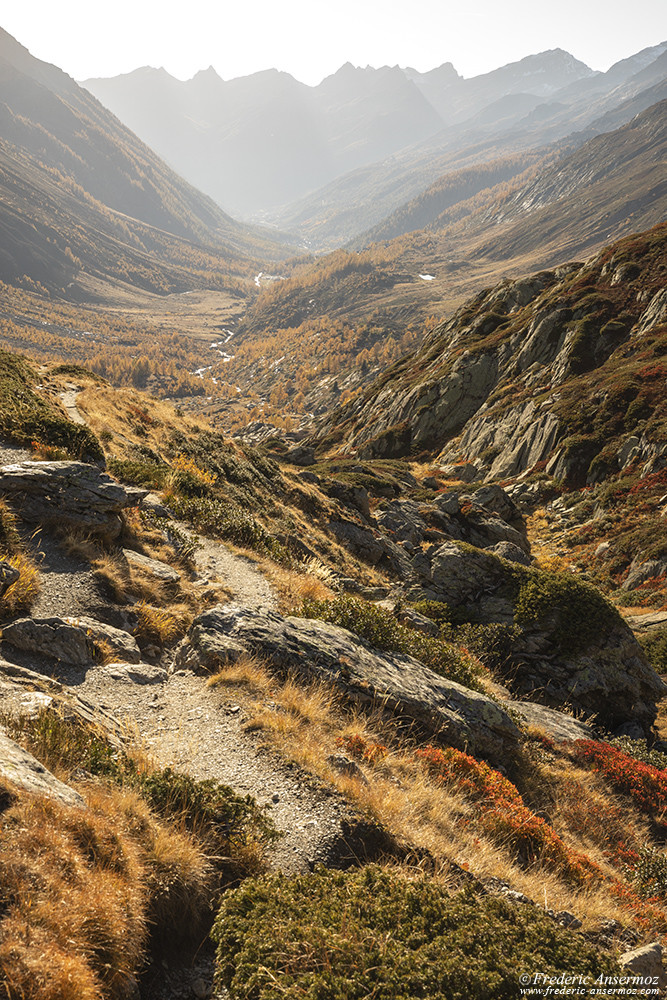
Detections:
314,228,667,483
0,727,85,808
619,943,666,991
0,461,145,536
402,540,666,732
439,399,562,481
328,519,411,576
0,658,126,746
2,616,141,665
508,701,595,742
176,605,521,761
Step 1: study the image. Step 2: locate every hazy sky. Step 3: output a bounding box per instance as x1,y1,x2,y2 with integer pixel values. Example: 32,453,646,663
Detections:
4,0,667,84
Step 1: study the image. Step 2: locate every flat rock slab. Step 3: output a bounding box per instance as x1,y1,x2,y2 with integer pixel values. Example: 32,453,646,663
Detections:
122,548,181,583
2,616,141,665
180,605,521,761
509,701,595,742
0,727,84,808
0,658,126,746
98,662,167,685
0,460,145,533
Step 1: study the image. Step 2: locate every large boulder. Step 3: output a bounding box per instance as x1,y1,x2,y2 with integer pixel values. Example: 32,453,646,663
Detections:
0,461,145,536
404,540,666,732
176,605,521,761
328,519,411,577
2,616,141,665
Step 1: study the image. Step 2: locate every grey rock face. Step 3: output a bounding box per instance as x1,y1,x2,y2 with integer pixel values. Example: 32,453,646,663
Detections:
439,462,480,483
444,399,561,481
0,559,20,598
0,461,144,535
623,557,667,591
177,605,521,761
2,616,141,665
141,492,175,518
486,541,532,565
471,484,522,526
286,445,316,466
619,943,666,990
375,499,428,545
122,548,181,583
328,519,411,577
509,701,595,742
636,286,667,335
0,727,85,808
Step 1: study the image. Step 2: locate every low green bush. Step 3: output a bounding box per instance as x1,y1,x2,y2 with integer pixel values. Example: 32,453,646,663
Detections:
638,626,667,672
167,494,290,563
609,736,667,771
300,595,481,689
212,866,618,1000
515,571,620,654
107,457,169,489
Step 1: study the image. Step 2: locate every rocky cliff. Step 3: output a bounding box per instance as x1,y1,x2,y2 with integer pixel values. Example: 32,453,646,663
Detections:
315,224,667,488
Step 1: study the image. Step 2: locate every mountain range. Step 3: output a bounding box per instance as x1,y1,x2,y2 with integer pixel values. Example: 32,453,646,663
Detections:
83,43,667,244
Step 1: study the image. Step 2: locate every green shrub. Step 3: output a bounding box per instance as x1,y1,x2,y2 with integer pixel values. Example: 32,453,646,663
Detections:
628,846,667,899
212,867,619,1000
609,736,667,771
442,621,521,672
300,595,481,689
410,599,453,624
107,457,168,489
515,571,620,654
638,627,667,672
107,458,169,490
167,494,290,563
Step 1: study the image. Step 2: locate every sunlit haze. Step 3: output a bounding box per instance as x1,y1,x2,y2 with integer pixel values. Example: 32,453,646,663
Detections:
4,0,667,83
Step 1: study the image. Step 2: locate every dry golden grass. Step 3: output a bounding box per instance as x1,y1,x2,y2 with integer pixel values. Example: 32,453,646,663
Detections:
0,785,147,999
207,654,273,694
56,527,101,563
248,557,336,613
134,601,191,646
0,552,40,617
77,385,214,463
206,659,653,934
0,774,213,1000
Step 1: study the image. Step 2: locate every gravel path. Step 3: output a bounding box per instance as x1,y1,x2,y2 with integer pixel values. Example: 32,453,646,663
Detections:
0,444,31,465
59,385,86,425
22,528,104,620
184,529,275,609
73,664,353,874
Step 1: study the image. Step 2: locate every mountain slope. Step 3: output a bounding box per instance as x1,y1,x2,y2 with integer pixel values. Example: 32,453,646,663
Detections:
313,224,667,472
0,26,290,294
232,99,667,352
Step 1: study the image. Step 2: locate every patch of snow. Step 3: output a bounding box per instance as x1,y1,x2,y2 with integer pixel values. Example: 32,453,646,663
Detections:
419,274,436,281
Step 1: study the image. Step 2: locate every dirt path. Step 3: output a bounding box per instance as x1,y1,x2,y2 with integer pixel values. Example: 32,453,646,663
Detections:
182,528,275,609
59,385,86,425
73,664,352,873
